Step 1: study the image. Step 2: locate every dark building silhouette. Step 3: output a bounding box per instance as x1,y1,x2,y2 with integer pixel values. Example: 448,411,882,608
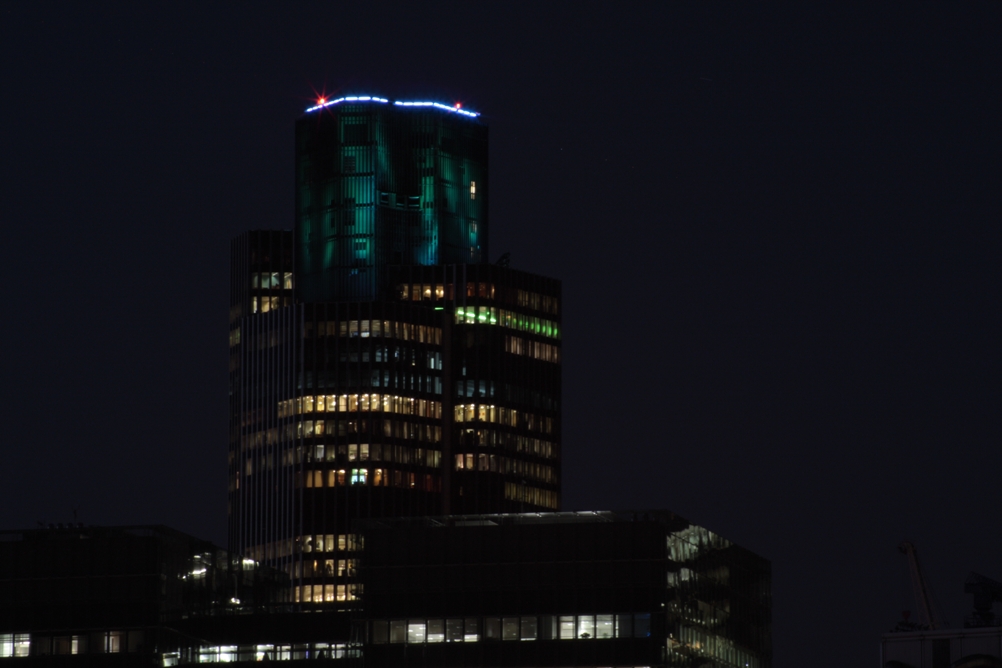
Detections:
881,572,1002,668
0,513,771,667
0,525,288,665
357,511,771,668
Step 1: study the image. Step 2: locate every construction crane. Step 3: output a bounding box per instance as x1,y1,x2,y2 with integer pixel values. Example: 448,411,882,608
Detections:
964,572,1002,627
899,541,947,630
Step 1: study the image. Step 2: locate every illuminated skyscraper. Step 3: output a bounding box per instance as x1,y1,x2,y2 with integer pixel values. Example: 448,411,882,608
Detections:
228,97,562,606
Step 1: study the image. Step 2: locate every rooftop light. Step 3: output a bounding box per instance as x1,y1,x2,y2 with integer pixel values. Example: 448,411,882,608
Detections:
305,96,390,112
393,100,479,117
305,96,479,117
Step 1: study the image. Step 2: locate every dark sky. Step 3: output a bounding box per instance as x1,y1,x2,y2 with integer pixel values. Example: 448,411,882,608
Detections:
1,3,999,666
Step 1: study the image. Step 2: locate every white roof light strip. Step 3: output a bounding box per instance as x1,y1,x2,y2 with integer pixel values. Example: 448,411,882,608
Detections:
305,96,389,113
393,101,479,118
305,96,479,118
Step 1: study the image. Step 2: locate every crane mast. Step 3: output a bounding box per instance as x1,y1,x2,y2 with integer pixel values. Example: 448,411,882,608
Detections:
899,541,945,630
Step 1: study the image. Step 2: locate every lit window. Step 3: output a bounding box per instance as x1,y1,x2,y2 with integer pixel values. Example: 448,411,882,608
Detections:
105,632,123,654
464,618,479,642
445,619,464,642
470,181,476,199
520,617,537,641
503,617,519,641
351,468,368,485
596,614,614,639
407,622,426,644
427,620,444,643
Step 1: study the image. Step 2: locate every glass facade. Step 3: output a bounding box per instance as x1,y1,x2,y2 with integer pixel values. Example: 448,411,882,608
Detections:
227,231,298,576
388,264,561,518
230,238,562,607
295,100,488,303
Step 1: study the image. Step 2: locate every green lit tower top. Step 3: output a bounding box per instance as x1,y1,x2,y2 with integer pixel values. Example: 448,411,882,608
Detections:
295,96,488,303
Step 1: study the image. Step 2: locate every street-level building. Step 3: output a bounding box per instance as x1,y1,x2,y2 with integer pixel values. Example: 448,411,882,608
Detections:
1,512,772,668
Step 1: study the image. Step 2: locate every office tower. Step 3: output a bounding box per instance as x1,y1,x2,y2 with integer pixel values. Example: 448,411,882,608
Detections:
228,97,562,605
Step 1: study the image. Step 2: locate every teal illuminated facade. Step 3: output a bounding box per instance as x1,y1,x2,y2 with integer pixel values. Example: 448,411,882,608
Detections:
296,98,488,302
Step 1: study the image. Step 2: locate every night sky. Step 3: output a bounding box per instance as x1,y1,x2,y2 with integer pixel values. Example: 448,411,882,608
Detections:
2,3,999,666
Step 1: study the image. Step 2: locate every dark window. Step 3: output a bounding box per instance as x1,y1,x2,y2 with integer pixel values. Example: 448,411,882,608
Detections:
343,156,356,173
485,617,501,640
343,124,367,144
634,614,650,638
371,622,388,644
932,639,951,668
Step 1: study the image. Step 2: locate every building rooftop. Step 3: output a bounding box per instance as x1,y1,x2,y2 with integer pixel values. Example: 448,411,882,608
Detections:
304,95,480,117
356,509,703,530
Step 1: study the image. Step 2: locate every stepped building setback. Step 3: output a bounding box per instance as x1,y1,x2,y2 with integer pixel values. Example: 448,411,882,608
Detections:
1,94,771,668
229,97,562,605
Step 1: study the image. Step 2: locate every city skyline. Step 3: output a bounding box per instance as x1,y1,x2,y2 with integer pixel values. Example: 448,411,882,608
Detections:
1,4,998,667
